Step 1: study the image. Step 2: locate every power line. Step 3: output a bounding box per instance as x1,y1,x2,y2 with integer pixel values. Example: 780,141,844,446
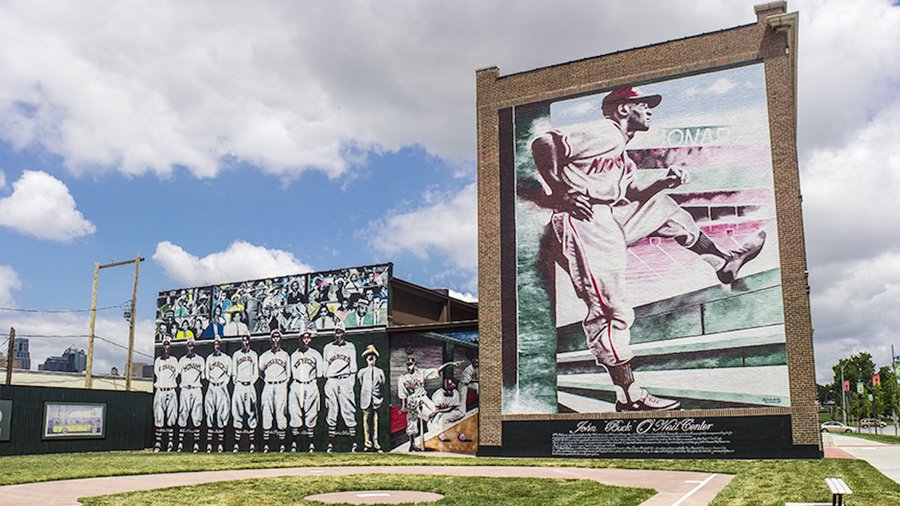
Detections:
0,301,131,314
0,333,154,359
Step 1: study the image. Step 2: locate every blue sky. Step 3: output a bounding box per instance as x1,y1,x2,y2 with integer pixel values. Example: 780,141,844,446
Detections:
1,0,899,382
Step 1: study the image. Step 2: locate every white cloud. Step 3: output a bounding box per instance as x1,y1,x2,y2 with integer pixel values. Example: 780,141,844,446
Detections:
683,77,737,96
0,170,95,241
0,1,764,179
0,169,6,189
448,289,478,303
153,240,312,286
369,183,477,270
0,265,22,307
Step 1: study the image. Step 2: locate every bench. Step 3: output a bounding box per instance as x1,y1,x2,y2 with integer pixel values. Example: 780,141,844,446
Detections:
825,477,852,505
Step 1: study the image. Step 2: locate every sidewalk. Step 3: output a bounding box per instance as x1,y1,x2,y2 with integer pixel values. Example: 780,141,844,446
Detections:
823,433,900,484
0,465,733,506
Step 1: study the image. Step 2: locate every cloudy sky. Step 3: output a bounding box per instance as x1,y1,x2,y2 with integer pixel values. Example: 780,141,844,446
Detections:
0,0,898,382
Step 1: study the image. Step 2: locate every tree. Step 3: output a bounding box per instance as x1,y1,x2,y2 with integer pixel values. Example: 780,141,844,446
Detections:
831,352,876,421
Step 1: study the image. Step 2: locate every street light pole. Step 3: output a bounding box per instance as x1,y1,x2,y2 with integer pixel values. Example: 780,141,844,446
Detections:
841,363,847,426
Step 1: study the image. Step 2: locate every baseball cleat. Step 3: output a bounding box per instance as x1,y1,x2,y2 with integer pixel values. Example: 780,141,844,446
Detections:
166,442,173,452
206,444,212,453
326,443,333,453
233,444,239,453
717,231,766,284
153,446,160,453
309,443,315,453
616,389,680,412
291,442,297,452
351,442,358,453
249,444,255,453
279,445,285,453
377,448,384,453
263,445,269,453
177,442,184,452
217,444,224,453
193,444,199,453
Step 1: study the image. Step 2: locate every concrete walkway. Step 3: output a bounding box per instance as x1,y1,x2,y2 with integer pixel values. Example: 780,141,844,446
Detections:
824,433,900,484
0,465,733,506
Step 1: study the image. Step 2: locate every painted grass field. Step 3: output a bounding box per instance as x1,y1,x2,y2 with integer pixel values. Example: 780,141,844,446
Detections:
0,451,898,505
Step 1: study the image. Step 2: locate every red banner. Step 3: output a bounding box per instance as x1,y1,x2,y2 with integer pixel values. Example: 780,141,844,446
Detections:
843,380,850,392
872,374,881,386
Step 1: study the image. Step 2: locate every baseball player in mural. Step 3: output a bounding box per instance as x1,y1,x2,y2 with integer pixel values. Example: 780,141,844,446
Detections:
458,349,479,411
429,377,464,430
530,85,766,412
288,323,324,452
259,329,291,452
153,339,179,452
204,336,232,452
231,332,259,452
398,356,460,451
357,344,385,452
323,321,358,452
177,338,205,452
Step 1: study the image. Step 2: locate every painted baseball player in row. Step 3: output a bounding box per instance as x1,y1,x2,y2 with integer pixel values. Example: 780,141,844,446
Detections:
323,321,357,452
153,339,178,452
357,344,386,452
531,85,766,412
231,332,259,452
259,330,290,452
288,323,325,452
397,356,460,451
204,337,232,452
177,338,205,452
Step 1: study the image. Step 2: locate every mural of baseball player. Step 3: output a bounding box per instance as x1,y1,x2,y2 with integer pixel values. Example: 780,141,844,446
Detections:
458,349,479,411
153,339,178,452
288,324,324,452
177,338,205,452
204,336,232,452
231,332,259,452
323,321,357,452
357,344,385,452
429,377,464,430
530,85,766,412
259,329,290,452
397,356,460,451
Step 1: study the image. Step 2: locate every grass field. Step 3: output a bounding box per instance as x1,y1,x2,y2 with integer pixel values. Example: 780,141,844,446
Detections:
80,475,653,506
844,431,900,445
1,451,898,505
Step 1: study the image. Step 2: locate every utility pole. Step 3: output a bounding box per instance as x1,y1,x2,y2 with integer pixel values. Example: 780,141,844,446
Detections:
84,256,145,389
5,327,14,385
125,254,141,392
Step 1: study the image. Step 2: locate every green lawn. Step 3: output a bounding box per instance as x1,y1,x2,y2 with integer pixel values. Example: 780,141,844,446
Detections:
80,475,653,506
843,432,900,445
0,451,898,505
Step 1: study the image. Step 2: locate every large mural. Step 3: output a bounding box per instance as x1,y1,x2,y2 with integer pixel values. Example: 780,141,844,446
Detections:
156,264,390,342
508,63,790,415
152,326,390,454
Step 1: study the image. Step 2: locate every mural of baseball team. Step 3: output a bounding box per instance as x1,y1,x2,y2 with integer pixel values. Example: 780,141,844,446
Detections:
510,63,791,414
153,323,388,453
155,264,390,342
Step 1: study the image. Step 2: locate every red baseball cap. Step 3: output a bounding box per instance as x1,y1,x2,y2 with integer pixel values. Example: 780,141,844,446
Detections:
602,86,662,109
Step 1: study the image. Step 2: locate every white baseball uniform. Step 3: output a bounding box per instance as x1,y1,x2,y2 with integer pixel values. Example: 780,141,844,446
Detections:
542,119,701,366
323,341,357,428
177,354,205,427
289,347,324,429
458,363,479,410
398,367,438,438
231,348,259,430
259,348,290,430
204,352,232,428
430,388,464,429
153,355,179,427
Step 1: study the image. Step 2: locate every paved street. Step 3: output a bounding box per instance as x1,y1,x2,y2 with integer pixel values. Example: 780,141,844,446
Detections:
825,433,900,484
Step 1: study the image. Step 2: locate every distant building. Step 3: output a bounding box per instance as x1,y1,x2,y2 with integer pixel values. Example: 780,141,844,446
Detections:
38,346,86,373
130,362,154,379
13,338,31,370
